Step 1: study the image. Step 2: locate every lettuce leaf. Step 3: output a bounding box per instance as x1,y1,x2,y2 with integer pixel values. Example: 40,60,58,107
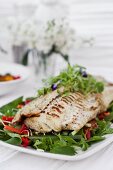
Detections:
0,96,23,116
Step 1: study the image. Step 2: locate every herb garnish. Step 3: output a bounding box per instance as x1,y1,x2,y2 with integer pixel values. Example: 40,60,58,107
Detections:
37,64,104,97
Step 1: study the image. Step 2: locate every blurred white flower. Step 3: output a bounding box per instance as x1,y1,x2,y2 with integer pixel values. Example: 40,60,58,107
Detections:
4,17,92,55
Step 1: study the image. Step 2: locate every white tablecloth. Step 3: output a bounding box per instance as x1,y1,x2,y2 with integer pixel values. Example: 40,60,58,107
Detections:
1,143,113,170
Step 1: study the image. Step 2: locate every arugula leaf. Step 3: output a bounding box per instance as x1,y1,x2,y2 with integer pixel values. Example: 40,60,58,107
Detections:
0,97,23,116
6,137,22,146
51,146,75,156
60,135,77,145
32,134,77,155
79,138,89,151
30,134,58,141
0,130,10,141
0,128,22,144
0,129,22,145
108,102,113,112
92,120,113,136
70,134,82,140
87,136,105,144
5,132,21,138
38,88,51,97
105,102,113,122
33,137,54,151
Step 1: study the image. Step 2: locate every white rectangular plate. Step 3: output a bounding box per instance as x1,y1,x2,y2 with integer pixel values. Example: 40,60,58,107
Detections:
0,134,113,161
0,67,113,161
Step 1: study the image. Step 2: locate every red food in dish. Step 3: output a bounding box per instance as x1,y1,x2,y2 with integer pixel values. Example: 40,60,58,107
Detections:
21,137,30,147
2,116,14,122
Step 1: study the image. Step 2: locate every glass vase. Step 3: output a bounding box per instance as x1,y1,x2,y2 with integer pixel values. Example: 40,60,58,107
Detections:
30,49,67,86
12,44,27,64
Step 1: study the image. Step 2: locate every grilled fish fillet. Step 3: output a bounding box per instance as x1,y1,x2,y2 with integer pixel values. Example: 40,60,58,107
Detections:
13,86,113,133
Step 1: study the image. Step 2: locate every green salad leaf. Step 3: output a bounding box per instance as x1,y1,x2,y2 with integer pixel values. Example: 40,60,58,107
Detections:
0,96,23,116
79,137,89,151
30,116,113,155
0,130,10,141
105,102,113,122
87,136,105,143
6,137,22,145
0,130,22,145
92,119,113,136
108,102,113,112
33,136,54,151
51,146,75,156
105,112,113,122
32,134,77,155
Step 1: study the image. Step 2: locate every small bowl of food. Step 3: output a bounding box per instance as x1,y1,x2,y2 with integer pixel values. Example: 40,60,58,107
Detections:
0,62,30,96
0,73,21,82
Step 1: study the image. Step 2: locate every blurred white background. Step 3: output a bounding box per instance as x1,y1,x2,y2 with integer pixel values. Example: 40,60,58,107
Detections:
0,0,113,67
0,1,113,169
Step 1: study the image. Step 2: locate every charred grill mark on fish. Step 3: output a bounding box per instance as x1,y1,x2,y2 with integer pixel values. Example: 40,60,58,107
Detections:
13,87,113,133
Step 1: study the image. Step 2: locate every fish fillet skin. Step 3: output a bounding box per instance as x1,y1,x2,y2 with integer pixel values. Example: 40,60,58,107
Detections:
13,86,113,133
